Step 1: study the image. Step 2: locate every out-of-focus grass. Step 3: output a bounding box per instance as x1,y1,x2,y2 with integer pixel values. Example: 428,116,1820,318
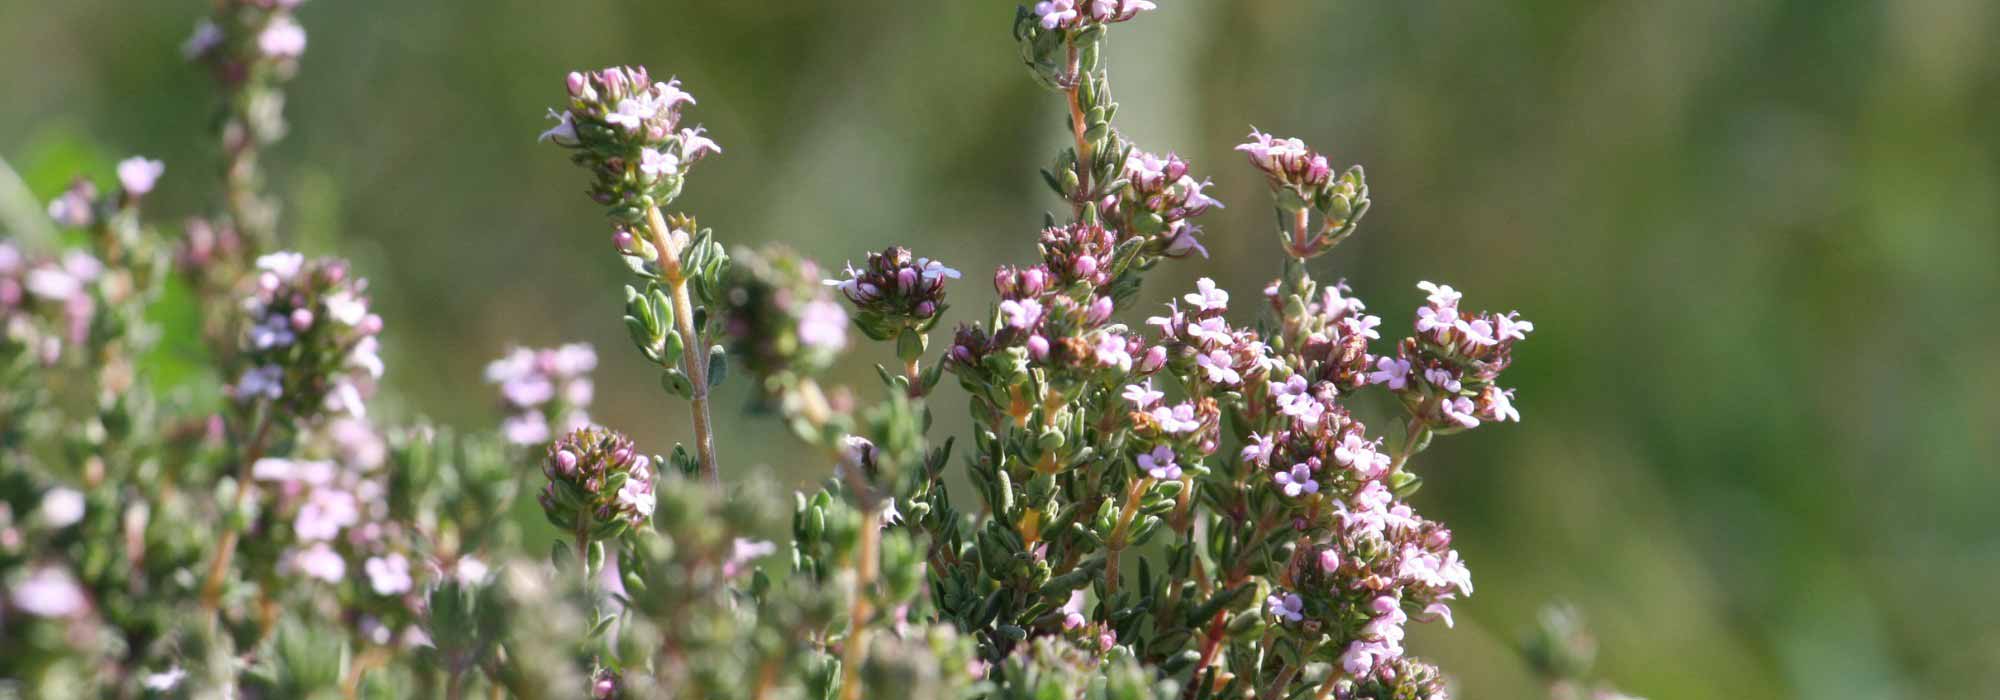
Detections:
4,1,1995,697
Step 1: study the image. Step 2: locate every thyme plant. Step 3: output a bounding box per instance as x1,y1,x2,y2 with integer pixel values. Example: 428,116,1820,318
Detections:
0,2,1617,699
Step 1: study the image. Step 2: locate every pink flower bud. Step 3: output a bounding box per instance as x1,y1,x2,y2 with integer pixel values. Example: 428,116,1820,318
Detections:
1086,295,1114,324
897,268,918,292
358,314,384,335
289,308,315,331
1370,596,1398,615
613,231,637,254
1319,549,1341,573
566,72,586,96
1022,267,1048,295
915,301,936,318
1074,254,1098,278
1138,346,1168,373
1027,335,1050,360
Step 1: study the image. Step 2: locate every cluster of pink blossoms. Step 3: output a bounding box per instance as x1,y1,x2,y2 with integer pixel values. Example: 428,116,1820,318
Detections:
231,252,384,418
1030,0,1157,30
540,66,719,219
485,343,597,445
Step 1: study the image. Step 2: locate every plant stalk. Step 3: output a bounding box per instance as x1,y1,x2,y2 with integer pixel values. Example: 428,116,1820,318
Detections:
643,205,721,488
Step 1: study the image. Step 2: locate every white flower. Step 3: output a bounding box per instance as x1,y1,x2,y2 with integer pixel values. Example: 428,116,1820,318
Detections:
256,251,306,280
116,157,165,196
1416,281,1461,307
143,667,188,692
1182,278,1229,312
365,554,413,595
797,300,849,352
37,487,86,528
639,147,679,177
1368,356,1411,390
606,95,659,132
293,543,347,582
678,126,721,160
257,16,307,59
295,488,360,541
1122,380,1163,410
455,556,491,583
538,109,579,145
11,565,88,617
348,336,385,379
325,290,369,326
617,462,654,519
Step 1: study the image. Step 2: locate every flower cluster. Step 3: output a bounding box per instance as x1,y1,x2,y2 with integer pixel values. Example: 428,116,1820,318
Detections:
1370,281,1533,432
484,343,597,445
540,66,718,222
1237,129,1372,258
0,244,101,366
1028,0,1157,31
231,252,384,419
537,426,656,540
825,246,959,341
718,244,849,392
1107,149,1223,258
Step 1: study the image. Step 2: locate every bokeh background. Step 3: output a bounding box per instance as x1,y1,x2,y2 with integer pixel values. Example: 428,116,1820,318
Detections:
4,1,1996,697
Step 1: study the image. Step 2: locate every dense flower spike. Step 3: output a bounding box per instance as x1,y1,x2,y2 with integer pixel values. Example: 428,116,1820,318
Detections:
542,66,716,223
1237,129,1372,258
825,246,959,341
2,1,1571,697
537,426,656,540
231,252,384,420
718,244,849,393
486,343,597,445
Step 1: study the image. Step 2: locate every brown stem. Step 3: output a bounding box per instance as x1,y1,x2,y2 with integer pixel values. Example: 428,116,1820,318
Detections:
839,508,882,700
643,205,721,488
1063,38,1093,216
198,408,278,614
1102,476,1153,597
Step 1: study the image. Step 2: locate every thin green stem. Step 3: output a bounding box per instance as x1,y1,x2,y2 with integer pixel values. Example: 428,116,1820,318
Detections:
643,205,721,488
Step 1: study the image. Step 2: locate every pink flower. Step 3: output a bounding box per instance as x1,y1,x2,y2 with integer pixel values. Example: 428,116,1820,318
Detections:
1496,312,1534,341
295,488,360,541
678,126,721,161
999,298,1044,330
1059,589,1088,629
639,147,679,177
1137,445,1181,480
293,543,347,582
1239,432,1274,466
1442,396,1481,428
1183,277,1229,312
797,299,849,352
1274,376,1322,422
1456,317,1499,346
538,109,579,145
365,553,413,595
1334,434,1388,478
1122,379,1164,410
1033,0,1079,29
1318,548,1341,574
1415,305,1455,334
1416,281,1461,307
1273,464,1318,497
1151,402,1200,433
1094,332,1132,371
257,17,307,59
1368,356,1410,390
1265,591,1304,623
1483,386,1520,422
606,94,660,132
116,157,165,196
1195,348,1241,385
723,538,777,578
10,565,88,617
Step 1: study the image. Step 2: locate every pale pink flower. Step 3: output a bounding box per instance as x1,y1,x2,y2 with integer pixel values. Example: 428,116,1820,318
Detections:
257,17,307,59
1273,464,1318,497
1182,277,1229,312
293,543,347,582
1122,380,1163,410
10,565,88,617
116,157,165,196
1137,445,1181,480
1368,356,1411,390
365,553,413,595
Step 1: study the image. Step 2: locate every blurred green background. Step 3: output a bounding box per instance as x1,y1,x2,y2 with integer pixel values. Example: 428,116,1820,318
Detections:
4,1,1996,697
